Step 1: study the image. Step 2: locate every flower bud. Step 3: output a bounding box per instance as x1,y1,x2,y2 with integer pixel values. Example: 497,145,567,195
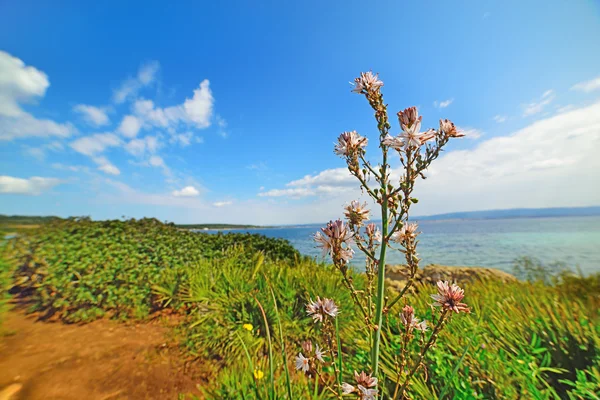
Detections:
397,107,420,131
302,340,313,353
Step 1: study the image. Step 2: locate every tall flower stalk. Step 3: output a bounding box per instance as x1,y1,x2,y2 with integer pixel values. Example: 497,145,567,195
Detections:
299,71,470,398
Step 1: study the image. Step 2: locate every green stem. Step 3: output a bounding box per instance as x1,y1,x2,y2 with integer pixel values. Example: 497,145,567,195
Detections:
386,278,415,311
269,286,293,400
359,153,382,180
398,310,449,398
353,171,380,201
340,272,369,319
236,331,262,400
255,297,275,400
355,240,378,264
335,317,343,387
371,152,389,377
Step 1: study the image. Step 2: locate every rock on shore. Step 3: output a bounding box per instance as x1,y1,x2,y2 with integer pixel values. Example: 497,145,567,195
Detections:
386,264,517,292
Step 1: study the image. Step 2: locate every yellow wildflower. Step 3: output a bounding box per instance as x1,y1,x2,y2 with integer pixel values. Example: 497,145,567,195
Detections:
254,369,264,380
243,323,253,331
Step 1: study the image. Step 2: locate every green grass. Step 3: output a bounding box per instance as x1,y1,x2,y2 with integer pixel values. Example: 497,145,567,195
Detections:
2,217,301,322
2,218,599,399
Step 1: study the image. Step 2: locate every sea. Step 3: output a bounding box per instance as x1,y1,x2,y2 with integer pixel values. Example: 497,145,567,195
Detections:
202,216,600,275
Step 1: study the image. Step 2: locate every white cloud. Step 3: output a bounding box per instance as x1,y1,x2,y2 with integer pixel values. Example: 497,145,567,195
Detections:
287,168,355,188
556,104,575,113
0,175,62,195
183,80,214,128
70,132,121,156
69,133,122,175
47,141,64,151
23,146,46,160
493,115,507,123
213,200,233,207
216,114,228,138
217,115,227,128
0,112,76,141
149,155,166,168
434,98,454,108
73,104,109,126
457,127,483,139
258,187,316,198
522,90,555,116
118,115,141,138
132,79,214,131
412,101,600,213
125,136,160,156
78,97,600,225
0,51,75,141
247,162,268,171
256,102,600,221
147,155,171,176
23,141,64,160
571,75,600,93
137,61,160,85
172,185,200,197
169,131,195,147
0,50,49,117
95,158,120,175
259,168,356,198
113,61,160,104
51,163,89,173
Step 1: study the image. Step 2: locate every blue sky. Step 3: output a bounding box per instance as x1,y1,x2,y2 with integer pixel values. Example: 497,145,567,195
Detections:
1,0,600,224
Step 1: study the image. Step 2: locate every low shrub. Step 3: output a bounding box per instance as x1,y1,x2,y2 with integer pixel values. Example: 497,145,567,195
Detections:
2,217,301,322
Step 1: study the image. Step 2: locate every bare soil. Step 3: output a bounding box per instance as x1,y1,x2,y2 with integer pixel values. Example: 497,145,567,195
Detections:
0,310,208,400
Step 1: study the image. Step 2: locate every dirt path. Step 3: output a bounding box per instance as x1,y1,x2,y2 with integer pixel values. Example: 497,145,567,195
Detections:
0,310,207,400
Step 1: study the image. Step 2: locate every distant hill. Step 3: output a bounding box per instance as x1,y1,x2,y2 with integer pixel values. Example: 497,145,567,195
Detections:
0,215,62,224
414,206,600,221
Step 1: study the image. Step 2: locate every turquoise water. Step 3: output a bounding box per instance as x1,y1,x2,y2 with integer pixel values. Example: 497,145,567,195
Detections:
204,216,600,274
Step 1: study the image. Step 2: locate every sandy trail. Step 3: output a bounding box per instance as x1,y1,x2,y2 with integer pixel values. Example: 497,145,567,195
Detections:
0,310,206,399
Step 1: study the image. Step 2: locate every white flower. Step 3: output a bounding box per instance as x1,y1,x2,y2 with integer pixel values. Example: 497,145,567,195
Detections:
400,127,437,149
313,231,332,256
306,298,324,323
321,298,339,318
415,320,429,331
295,352,310,372
351,71,383,93
397,106,437,148
440,119,464,138
401,305,429,332
391,222,419,243
316,220,355,263
344,200,370,227
339,247,355,263
306,297,339,323
431,281,470,313
354,371,378,388
341,382,356,394
382,134,405,151
397,106,419,131
358,385,378,400
401,305,415,327
365,223,382,243
334,131,368,157
315,344,325,363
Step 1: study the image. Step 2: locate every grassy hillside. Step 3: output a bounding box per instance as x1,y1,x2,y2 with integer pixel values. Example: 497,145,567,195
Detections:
1,219,599,399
